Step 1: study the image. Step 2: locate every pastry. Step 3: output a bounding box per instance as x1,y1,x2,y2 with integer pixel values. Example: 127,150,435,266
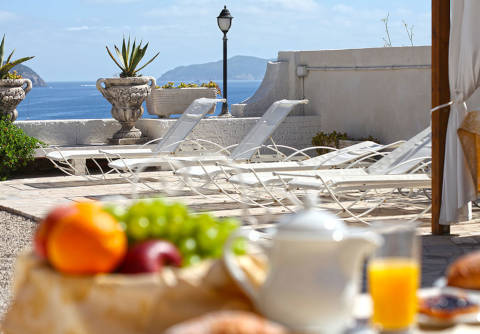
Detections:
163,311,290,334
447,251,480,289
419,294,479,320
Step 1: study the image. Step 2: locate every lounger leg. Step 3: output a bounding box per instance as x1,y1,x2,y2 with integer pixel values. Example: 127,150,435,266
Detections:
72,159,87,176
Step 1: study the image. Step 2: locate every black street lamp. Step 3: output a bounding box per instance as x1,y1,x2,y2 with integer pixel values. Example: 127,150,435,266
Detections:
217,5,233,116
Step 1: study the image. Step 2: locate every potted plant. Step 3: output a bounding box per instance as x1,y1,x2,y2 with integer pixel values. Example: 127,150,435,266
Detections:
0,35,34,122
97,36,159,144
146,81,220,118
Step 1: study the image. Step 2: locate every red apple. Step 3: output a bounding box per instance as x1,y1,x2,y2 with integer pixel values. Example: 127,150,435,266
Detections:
118,240,182,274
34,204,78,259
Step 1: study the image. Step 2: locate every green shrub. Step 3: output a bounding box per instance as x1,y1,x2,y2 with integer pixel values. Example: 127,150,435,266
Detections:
157,81,221,95
312,131,348,155
312,131,380,155
106,36,159,78
0,34,34,79
0,118,44,180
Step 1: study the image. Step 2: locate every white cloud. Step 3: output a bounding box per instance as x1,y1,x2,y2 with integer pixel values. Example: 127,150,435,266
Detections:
333,4,354,14
84,0,141,3
65,25,116,32
0,10,17,22
145,5,210,18
262,0,320,11
66,25,90,31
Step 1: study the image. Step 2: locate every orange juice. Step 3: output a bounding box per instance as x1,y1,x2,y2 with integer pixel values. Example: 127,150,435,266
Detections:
368,257,419,330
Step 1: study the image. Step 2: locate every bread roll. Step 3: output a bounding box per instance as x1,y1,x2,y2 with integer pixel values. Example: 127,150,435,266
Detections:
163,311,290,334
447,251,480,289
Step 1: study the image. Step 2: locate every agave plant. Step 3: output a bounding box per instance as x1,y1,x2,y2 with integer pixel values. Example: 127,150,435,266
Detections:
0,35,34,80
106,36,160,78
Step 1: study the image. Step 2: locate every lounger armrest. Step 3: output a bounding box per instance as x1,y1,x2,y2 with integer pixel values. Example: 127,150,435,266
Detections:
178,138,235,154
345,151,389,168
141,137,165,146
283,146,339,161
384,156,432,174
379,140,406,150
273,171,318,178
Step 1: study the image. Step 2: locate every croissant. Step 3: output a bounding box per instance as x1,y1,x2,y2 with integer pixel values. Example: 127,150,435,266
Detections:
163,311,290,334
447,251,480,290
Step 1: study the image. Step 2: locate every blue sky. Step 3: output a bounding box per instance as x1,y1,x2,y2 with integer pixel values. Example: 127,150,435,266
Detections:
0,0,431,81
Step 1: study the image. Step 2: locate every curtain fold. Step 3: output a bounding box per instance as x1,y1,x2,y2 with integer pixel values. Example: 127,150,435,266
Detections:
439,0,480,224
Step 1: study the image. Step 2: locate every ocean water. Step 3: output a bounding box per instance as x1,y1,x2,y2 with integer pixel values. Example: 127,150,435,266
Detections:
16,80,262,121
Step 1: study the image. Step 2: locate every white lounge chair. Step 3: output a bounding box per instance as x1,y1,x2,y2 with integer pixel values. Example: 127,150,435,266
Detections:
226,127,432,219
228,127,432,188
44,98,224,177
173,140,404,181
282,171,431,224
108,99,309,172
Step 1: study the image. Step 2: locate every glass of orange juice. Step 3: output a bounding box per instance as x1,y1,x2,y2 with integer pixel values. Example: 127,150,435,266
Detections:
368,224,420,333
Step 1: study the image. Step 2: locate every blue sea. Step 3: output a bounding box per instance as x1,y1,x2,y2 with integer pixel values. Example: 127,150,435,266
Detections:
16,80,262,120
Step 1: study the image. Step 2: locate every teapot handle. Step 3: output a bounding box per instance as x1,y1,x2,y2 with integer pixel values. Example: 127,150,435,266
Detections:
223,229,264,304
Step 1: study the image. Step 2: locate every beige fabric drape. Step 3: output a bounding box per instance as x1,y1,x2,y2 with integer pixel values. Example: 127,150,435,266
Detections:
439,0,480,224
1,253,262,334
458,110,480,192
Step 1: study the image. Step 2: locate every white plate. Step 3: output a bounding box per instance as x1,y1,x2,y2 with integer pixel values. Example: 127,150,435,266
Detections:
417,287,480,327
433,277,480,297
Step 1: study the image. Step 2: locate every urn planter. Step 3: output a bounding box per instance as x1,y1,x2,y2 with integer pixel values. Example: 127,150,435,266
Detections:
97,76,156,144
146,87,217,118
0,78,32,122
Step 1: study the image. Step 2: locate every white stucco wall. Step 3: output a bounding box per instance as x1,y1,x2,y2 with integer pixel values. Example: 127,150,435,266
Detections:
241,46,432,143
16,116,322,152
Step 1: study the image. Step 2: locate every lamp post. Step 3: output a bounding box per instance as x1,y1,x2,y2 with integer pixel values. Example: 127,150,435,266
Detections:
217,5,233,116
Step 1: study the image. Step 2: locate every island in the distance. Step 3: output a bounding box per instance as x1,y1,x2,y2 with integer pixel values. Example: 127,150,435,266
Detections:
158,55,271,82
12,64,46,87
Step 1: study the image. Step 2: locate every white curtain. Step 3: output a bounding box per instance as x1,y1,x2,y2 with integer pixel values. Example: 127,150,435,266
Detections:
439,0,480,224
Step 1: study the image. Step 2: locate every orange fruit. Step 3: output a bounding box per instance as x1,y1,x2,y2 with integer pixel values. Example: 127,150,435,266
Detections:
34,204,79,259
47,201,127,275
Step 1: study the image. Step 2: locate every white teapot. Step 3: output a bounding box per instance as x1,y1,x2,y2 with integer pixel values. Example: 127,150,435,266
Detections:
224,203,382,333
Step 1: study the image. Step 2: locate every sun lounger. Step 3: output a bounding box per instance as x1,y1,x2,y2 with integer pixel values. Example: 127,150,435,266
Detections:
227,127,431,187
223,127,432,222
45,98,224,177
108,99,309,172
173,140,401,181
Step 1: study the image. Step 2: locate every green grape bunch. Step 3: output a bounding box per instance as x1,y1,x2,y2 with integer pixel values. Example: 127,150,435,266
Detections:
103,199,246,267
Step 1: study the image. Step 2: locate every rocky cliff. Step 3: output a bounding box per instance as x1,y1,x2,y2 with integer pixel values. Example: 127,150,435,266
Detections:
12,64,46,87
159,55,271,82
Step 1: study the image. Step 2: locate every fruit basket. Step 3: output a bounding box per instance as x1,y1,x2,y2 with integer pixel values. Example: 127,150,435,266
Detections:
1,200,261,334
2,252,259,334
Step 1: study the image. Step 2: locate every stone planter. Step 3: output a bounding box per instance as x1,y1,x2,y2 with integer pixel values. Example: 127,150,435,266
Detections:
97,76,156,144
146,87,217,118
0,78,32,121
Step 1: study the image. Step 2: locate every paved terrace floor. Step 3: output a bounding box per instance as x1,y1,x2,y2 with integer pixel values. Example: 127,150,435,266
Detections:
1,171,480,320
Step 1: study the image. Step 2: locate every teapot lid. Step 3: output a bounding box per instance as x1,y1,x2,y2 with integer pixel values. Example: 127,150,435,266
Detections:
275,194,346,239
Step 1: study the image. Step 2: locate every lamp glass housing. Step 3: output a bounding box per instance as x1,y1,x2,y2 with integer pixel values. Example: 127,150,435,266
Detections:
217,6,233,33
217,16,232,33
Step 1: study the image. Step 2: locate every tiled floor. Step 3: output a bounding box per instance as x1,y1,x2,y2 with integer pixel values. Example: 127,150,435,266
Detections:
0,171,479,289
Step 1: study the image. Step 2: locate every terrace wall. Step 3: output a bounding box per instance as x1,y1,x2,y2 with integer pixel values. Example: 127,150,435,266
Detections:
16,116,321,152
16,47,480,149
238,46,480,143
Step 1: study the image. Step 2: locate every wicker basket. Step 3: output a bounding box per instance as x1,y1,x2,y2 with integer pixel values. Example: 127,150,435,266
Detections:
2,252,257,334
146,87,217,118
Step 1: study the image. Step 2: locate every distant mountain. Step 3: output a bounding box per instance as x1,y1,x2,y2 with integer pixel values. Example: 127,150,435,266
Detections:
12,64,46,87
159,55,271,82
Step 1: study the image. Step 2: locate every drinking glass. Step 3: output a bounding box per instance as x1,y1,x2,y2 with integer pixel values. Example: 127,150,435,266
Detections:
368,224,420,333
